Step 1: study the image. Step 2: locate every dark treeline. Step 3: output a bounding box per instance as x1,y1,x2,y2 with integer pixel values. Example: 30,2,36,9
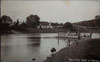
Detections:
0,14,41,34
0,14,74,34
1,14,99,34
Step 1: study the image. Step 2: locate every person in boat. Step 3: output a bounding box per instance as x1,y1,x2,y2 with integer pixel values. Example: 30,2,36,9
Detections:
51,47,56,54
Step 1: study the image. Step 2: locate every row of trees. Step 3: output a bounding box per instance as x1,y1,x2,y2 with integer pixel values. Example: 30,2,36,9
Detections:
12,15,40,31
0,14,41,33
0,14,73,34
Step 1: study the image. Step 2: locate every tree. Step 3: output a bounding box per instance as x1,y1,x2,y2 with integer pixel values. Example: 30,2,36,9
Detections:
91,15,100,27
0,15,13,33
13,19,20,30
20,21,27,28
26,14,40,28
1,15,12,24
95,15,100,19
63,22,73,29
19,21,28,31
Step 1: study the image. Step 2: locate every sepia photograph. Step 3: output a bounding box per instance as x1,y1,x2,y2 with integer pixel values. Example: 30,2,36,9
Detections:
1,0,100,62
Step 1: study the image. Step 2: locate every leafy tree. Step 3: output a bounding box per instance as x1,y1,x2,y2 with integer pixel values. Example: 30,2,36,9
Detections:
26,14,40,28
63,22,73,29
91,15,100,27
19,21,28,31
12,19,20,30
16,19,20,26
20,21,27,28
95,15,100,27
95,15,100,19
1,15,12,23
0,15,13,33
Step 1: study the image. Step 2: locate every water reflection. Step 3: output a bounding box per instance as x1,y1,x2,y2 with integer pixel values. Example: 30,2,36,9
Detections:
27,37,41,46
1,33,100,62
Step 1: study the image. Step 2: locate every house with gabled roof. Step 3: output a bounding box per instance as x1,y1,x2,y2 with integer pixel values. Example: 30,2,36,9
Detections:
38,22,53,29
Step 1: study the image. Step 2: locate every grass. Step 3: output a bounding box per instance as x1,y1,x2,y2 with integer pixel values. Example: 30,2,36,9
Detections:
44,39,100,62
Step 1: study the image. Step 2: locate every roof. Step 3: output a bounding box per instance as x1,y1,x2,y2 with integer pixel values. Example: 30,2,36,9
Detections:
40,22,49,26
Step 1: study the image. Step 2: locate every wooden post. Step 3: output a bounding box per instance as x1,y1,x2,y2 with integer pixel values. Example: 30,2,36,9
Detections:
58,35,59,46
68,28,70,35
57,27,59,36
90,28,92,38
78,27,80,39
68,39,70,46
84,28,86,37
57,27,59,51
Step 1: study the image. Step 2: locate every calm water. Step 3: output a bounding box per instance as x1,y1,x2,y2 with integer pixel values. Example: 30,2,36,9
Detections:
1,33,100,62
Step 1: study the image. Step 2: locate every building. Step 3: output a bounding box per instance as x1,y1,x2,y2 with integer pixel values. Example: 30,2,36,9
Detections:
38,22,53,29
51,23,63,28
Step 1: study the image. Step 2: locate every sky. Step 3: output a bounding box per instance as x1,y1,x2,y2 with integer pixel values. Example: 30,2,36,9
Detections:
1,0,100,23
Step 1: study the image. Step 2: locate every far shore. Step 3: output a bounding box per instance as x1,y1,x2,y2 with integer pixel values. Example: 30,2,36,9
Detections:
12,28,100,34
1,28,100,35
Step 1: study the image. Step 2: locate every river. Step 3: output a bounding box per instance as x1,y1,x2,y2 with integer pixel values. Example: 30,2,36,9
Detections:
1,33,100,62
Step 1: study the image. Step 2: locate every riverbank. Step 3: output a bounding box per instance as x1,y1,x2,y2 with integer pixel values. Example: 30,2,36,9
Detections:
26,28,67,33
44,39,100,62
11,28,100,34
27,28,100,33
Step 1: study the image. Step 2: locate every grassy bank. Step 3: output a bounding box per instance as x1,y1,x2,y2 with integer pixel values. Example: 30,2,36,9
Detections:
44,39,100,62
